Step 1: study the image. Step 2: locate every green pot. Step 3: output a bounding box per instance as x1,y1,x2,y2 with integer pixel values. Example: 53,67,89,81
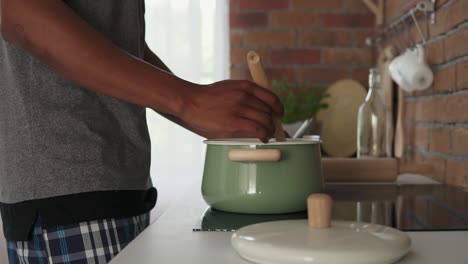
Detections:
202,139,323,214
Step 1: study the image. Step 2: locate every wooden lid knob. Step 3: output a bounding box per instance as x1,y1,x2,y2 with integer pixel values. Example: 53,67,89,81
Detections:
307,193,332,229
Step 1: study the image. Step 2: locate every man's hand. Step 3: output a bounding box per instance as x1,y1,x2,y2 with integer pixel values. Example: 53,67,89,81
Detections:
180,80,284,143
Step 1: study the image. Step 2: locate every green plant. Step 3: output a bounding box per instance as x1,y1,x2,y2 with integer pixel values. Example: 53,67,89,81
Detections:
271,79,329,124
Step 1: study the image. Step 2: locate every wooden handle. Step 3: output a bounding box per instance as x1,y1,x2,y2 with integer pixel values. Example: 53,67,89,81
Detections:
307,193,332,229
394,89,405,158
228,149,281,162
247,51,286,142
363,0,384,26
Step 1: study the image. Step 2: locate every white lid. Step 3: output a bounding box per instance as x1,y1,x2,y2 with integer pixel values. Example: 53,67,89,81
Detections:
232,220,411,264
203,138,320,146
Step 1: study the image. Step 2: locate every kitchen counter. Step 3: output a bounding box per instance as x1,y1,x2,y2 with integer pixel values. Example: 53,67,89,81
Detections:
111,177,468,264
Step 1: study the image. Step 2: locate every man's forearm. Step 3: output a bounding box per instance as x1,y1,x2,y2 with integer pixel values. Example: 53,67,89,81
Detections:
1,0,194,116
143,43,203,133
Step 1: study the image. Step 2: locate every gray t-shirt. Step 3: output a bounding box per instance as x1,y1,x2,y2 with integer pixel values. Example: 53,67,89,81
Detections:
0,0,152,204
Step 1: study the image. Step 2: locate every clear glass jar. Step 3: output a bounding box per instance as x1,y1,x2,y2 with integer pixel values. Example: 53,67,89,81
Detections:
357,68,389,158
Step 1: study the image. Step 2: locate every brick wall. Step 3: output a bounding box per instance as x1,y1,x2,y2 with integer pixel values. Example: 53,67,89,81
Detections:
229,0,375,87
384,0,468,188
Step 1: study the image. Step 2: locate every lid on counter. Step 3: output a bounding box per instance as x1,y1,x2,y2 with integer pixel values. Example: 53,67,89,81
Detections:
232,220,411,264
203,138,320,146
231,194,411,264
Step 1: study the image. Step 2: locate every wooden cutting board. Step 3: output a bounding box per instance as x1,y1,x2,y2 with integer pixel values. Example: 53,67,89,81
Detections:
316,79,367,157
322,157,398,182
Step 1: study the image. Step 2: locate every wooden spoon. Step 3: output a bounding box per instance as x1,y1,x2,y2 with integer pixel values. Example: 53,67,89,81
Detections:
247,51,286,142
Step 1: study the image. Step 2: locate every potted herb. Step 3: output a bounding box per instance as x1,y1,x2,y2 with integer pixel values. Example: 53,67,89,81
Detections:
270,79,329,137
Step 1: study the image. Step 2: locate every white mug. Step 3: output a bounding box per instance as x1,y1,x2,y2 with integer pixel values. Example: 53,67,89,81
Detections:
388,44,433,92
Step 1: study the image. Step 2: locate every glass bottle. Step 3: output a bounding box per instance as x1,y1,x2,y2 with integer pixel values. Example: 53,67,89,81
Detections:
357,68,388,158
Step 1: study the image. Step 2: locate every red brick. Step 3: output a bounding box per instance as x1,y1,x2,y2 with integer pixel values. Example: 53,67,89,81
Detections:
457,60,468,90
430,128,451,154
265,68,296,82
343,0,371,11
406,100,416,122
291,0,341,10
446,160,468,188
417,97,437,122
245,30,296,47
243,67,296,82
444,26,468,61
230,30,244,47
411,99,424,122
230,0,239,12
351,68,370,86
299,30,352,47
322,48,373,66
426,97,446,122
385,0,408,23
443,92,468,123
412,81,434,97
239,0,289,10
230,13,268,28
413,148,426,164
432,65,456,92
269,11,319,28
444,27,468,62
271,49,321,65
435,0,450,8
452,128,468,157
353,30,374,46
296,67,349,84
424,157,446,183
404,122,416,152
429,0,468,37
321,13,374,28
414,126,430,149
230,66,246,80
425,39,445,65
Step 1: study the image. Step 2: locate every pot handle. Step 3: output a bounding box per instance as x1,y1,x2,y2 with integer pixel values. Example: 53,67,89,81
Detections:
228,149,281,162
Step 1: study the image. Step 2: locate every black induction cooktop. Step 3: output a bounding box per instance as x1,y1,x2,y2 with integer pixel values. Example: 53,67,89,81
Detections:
193,184,468,232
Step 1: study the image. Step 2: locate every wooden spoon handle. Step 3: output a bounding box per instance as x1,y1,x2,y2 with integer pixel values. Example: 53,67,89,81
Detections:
394,88,405,158
247,51,286,142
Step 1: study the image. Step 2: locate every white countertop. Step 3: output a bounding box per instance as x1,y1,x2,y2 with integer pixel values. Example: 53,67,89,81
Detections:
111,178,468,264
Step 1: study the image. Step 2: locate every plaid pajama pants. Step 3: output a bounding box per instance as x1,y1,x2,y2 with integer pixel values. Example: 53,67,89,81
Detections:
7,213,150,264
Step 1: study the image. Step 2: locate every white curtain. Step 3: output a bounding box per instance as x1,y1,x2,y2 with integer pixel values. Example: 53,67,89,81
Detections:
144,0,230,218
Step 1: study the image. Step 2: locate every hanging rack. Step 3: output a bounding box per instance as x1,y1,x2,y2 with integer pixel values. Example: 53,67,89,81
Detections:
364,0,436,49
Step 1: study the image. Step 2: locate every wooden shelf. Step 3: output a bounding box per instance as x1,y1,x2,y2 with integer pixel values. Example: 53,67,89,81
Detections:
323,157,398,182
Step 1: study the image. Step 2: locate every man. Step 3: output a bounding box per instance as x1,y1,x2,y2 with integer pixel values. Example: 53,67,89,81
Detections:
0,1,283,263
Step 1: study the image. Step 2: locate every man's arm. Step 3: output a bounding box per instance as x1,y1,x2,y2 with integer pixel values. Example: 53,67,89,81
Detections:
1,0,283,142
143,42,203,132
2,1,186,115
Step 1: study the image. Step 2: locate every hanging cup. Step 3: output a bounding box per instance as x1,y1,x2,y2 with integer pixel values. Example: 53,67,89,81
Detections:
388,44,433,92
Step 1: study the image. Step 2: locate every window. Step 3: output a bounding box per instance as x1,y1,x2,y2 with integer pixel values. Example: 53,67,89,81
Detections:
145,0,229,217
